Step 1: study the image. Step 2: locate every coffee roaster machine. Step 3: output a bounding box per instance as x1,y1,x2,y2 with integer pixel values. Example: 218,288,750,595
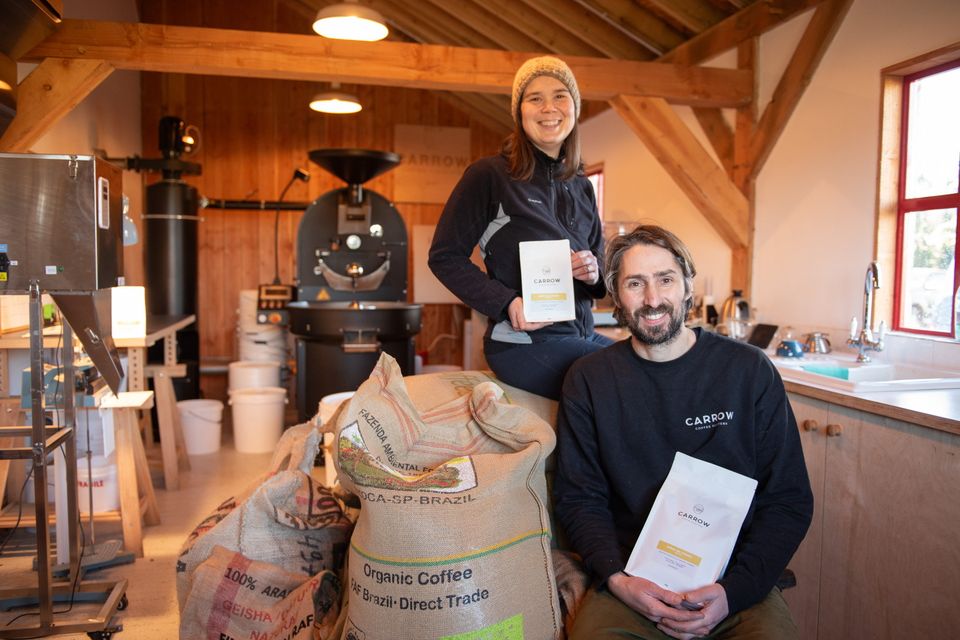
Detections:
0,153,128,637
289,149,422,422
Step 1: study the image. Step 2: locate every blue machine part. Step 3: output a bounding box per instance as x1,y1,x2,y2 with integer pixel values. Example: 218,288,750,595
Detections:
20,360,100,409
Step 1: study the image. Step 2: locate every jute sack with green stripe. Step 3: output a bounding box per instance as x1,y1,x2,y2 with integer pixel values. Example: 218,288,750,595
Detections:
333,353,562,640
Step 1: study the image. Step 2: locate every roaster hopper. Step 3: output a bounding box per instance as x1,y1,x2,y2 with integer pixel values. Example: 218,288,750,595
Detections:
289,149,421,421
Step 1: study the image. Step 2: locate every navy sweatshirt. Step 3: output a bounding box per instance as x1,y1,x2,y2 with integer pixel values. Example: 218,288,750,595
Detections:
428,150,606,340
553,331,813,615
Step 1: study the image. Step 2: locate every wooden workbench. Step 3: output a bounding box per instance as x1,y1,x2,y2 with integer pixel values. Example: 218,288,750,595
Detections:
0,314,196,395
0,314,196,496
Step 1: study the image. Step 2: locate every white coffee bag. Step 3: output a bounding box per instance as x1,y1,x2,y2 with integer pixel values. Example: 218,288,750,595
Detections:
519,239,576,322
624,452,757,593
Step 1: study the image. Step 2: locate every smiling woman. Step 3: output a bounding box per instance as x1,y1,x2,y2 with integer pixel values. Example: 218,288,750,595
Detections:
519,75,575,158
428,55,612,400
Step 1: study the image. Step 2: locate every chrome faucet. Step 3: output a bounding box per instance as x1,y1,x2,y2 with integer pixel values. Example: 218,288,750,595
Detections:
848,261,885,362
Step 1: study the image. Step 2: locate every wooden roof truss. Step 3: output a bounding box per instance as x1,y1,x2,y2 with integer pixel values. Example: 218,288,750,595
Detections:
0,0,853,294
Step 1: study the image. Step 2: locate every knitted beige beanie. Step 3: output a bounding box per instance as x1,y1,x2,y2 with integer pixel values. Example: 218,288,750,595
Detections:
510,56,581,124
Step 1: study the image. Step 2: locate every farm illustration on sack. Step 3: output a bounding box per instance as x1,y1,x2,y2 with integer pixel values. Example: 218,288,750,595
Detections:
338,422,478,494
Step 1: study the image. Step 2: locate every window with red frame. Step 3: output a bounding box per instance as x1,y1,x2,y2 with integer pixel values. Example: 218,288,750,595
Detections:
894,60,960,337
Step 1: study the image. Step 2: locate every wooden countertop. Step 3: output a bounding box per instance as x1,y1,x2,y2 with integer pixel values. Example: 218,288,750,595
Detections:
783,379,960,437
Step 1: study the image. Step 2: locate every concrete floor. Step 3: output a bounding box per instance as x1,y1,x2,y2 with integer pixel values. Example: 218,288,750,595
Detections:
0,440,275,639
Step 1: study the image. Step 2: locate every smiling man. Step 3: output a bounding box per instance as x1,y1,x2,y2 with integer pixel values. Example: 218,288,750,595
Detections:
553,225,813,639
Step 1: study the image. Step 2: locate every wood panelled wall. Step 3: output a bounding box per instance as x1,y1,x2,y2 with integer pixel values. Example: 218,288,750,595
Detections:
137,1,504,376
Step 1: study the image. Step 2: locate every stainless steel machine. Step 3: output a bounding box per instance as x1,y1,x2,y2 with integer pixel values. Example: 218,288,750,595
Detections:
0,153,128,638
0,153,126,391
289,149,421,421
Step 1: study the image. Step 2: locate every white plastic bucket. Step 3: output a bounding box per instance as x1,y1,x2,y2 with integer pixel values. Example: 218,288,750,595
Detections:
228,360,282,391
77,456,120,514
229,387,287,454
319,391,355,426
237,326,287,362
23,457,120,512
24,460,55,505
178,399,224,455
236,288,289,361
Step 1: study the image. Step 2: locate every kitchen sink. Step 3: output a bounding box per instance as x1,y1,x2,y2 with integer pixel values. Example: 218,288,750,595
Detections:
772,355,960,392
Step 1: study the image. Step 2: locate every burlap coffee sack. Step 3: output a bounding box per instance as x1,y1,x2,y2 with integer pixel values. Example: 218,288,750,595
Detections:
177,423,356,614
317,369,559,472
401,369,589,631
333,353,562,640
180,544,343,640
270,422,325,474
403,370,558,433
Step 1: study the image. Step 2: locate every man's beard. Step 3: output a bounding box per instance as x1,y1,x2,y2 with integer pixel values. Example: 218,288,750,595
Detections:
626,301,685,345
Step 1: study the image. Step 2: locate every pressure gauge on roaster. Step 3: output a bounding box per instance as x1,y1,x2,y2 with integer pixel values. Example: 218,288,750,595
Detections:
345,234,361,250
369,224,383,237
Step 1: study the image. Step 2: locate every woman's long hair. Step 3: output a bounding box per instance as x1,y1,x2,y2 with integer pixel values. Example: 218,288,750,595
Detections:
501,122,582,182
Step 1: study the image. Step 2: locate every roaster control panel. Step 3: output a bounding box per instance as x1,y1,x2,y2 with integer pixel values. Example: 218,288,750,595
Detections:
256,283,295,324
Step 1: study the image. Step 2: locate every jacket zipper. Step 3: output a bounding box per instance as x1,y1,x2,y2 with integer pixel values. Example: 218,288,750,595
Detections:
547,161,589,338
548,162,556,222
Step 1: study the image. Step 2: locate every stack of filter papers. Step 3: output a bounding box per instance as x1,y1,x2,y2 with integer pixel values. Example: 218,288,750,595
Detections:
625,452,757,592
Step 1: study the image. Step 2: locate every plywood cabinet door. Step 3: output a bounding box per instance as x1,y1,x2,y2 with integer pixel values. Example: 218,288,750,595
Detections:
817,406,960,640
782,393,829,640
785,393,960,640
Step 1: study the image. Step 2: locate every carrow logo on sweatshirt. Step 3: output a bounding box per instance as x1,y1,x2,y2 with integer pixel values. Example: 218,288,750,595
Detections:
684,411,734,431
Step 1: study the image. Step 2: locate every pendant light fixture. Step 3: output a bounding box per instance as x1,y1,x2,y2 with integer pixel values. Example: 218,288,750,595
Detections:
312,1,389,42
309,82,362,114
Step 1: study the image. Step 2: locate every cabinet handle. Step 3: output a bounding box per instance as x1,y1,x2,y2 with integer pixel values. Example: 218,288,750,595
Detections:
826,423,843,437
802,419,819,432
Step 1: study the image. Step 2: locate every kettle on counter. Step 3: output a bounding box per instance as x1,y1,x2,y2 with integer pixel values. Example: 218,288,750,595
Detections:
803,331,832,354
719,289,752,340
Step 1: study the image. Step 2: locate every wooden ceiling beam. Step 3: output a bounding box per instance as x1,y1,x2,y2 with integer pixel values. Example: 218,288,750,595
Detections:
475,0,607,58
655,0,827,181
455,91,513,129
482,94,514,128
732,37,758,295
439,92,513,135
733,38,758,187
366,1,517,132
660,0,823,64
611,94,749,250
24,20,752,107
572,0,685,57
748,0,853,177
369,0,500,49
0,58,113,152
292,1,512,132
680,0,743,188
640,0,728,35
417,0,545,52
692,108,734,174
517,0,658,60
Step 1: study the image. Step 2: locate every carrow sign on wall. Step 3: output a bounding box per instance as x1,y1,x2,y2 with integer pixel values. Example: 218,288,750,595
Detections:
394,124,471,204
